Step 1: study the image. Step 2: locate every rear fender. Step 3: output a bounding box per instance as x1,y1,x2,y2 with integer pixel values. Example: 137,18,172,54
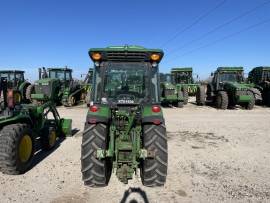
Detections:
85,104,110,125
0,116,33,129
142,105,165,125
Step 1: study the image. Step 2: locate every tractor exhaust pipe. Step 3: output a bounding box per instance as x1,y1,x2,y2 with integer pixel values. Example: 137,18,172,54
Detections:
38,68,42,79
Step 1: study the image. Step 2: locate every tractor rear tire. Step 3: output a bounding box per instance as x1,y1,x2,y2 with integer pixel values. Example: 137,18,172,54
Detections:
0,96,4,111
245,91,255,110
0,124,35,174
26,84,35,101
265,90,270,107
68,96,76,106
182,86,188,105
141,124,168,187
196,86,206,105
177,101,184,108
81,123,111,187
249,88,262,104
216,91,228,109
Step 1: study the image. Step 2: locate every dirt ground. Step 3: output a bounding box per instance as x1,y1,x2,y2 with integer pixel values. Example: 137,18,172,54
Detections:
1,99,270,203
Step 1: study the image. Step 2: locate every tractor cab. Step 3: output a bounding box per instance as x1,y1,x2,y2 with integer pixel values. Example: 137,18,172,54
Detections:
0,70,31,103
248,66,270,106
160,73,172,83
171,68,193,84
48,68,72,87
89,45,163,105
0,70,25,89
248,66,270,84
213,67,244,89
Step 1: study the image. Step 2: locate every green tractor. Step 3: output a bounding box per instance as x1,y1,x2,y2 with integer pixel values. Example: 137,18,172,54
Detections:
81,45,168,187
171,67,198,96
0,70,31,103
0,77,72,175
248,66,270,106
159,73,186,107
196,67,255,110
30,67,86,106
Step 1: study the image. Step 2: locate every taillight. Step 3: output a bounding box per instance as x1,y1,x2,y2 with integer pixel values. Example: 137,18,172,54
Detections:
152,105,161,113
89,105,99,112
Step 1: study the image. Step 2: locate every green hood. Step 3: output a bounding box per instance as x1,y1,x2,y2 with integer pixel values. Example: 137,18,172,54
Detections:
35,78,59,84
223,81,249,91
162,82,175,90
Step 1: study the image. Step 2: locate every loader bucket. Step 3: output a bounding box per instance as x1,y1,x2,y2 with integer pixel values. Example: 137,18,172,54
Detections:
60,118,72,137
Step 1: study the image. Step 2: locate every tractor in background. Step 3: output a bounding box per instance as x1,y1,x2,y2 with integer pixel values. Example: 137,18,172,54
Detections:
28,67,86,106
81,45,168,187
160,73,187,107
0,77,72,175
0,70,31,103
248,66,270,106
171,67,199,96
196,67,256,109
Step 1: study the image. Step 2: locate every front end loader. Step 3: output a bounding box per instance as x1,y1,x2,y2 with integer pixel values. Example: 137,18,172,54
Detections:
0,77,72,175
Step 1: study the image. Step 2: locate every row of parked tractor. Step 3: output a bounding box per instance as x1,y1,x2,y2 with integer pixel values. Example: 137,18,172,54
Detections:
0,67,94,107
0,66,95,175
1,45,270,188
160,66,270,110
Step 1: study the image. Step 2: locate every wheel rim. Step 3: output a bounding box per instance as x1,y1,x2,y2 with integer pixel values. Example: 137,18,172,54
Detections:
49,131,56,147
19,134,32,163
70,97,75,105
14,92,21,103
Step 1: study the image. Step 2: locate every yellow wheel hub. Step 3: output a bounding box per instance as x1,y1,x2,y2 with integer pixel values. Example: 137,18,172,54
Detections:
71,97,75,105
19,134,32,163
49,131,56,147
14,92,21,103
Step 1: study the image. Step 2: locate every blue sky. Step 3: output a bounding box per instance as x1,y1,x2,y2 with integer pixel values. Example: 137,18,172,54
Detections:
0,0,270,81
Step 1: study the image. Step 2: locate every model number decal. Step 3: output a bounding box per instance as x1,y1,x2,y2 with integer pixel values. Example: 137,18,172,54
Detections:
118,99,134,104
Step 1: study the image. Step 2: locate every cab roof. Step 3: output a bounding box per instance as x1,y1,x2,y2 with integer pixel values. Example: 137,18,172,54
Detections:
48,68,72,72
217,67,243,72
89,45,164,62
0,70,24,73
252,66,270,71
171,67,193,72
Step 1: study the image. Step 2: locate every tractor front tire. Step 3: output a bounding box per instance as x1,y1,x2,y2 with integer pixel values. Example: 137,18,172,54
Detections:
141,124,168,187
216,91,228,109
68,96,76,106
81,123,111,187
182,86,188,105
265,90,270,107
196,86,206,105
245,91,255,110
177,101,184,108
0,124,35,174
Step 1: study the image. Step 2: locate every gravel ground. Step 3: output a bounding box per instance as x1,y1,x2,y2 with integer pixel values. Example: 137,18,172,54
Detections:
1,99,270,203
